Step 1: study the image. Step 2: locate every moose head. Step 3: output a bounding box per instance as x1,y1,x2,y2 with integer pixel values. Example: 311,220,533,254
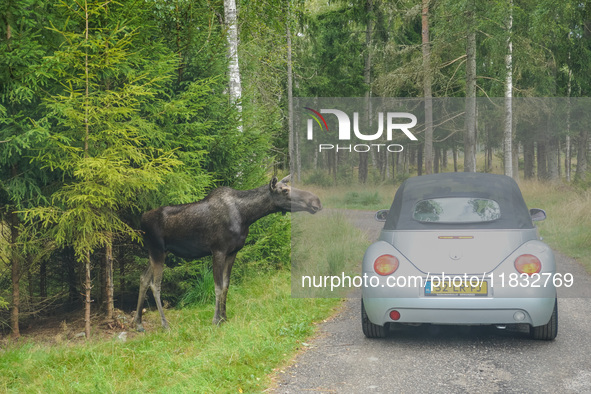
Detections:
269,175,322,214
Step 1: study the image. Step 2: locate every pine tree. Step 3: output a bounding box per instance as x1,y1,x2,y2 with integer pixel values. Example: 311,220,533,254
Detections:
23,0,182,338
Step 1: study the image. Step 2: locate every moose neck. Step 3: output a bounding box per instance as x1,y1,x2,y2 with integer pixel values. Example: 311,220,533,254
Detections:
234,185,281,226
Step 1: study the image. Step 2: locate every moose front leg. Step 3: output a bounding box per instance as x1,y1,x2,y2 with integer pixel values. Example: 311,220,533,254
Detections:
212,251,238,325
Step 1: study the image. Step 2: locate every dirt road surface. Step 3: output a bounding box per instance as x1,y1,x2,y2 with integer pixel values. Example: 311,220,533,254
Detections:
272,210,591,393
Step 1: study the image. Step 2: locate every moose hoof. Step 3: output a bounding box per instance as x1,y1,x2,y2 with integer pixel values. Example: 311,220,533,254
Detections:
136,324,145,333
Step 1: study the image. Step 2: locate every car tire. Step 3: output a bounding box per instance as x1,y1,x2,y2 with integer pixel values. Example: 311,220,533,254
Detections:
530,298,558,340
361,299,387,338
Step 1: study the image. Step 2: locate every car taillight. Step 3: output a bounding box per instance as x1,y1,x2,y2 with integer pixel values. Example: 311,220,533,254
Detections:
514,254,542,275
374,254,399,276
389,310,401,321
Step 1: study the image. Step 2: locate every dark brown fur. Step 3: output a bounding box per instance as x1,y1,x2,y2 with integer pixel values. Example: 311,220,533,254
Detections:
133,176,321,330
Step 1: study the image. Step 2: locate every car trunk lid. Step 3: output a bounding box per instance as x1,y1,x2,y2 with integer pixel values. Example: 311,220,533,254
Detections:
379,229,538,275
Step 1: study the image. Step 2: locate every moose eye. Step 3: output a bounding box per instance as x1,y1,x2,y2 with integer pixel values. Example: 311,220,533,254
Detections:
282,189,289,195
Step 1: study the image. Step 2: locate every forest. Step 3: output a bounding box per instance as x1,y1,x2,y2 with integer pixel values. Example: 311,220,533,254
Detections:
1,0,590,342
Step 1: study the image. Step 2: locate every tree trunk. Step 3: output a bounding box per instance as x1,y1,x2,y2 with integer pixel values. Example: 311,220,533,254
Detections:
484,122,492,173
524,139,535,179
565,135,571,181
404,146,410,174
503,0,513,178
84,251,91,339
105,242,114,321
9,208,20,339
453,142,458,172
512,141,520,181
359,0,373,184
287,10,299,181
224,0,242,117
464,3,477,173
575,128,588,182
566,65,572,182
417,143,423,176
537,140,548,181
422,0,434,174
548,136,559,181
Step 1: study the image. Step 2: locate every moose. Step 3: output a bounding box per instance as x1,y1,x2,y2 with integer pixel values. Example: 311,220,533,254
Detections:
133,175,322,331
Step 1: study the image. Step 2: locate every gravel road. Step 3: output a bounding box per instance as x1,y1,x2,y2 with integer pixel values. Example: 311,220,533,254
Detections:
272,210,591,393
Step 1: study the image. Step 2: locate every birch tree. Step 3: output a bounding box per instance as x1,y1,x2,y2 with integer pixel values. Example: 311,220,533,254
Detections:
224,0,242,117
503,0,513,178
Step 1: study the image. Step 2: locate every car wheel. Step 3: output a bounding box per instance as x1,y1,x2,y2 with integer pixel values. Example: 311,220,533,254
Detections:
530,298,558,340
361,299,387,338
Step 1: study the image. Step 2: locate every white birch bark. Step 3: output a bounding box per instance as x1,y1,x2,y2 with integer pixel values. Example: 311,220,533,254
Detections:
504,0,513,178
224,0,242,118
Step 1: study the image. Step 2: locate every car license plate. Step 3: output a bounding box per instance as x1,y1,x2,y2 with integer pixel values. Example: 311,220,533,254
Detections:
425,279,488,296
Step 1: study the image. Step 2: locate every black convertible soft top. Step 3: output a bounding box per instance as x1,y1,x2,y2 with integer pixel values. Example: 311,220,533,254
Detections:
384,172,534,230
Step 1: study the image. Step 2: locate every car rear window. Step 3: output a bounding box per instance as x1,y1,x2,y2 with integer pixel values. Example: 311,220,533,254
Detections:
413,198,501,223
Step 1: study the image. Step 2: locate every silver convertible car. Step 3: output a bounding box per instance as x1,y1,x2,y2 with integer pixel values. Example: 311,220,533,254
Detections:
361,172,557,340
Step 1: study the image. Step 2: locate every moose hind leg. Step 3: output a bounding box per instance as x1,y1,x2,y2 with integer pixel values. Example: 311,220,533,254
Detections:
134,263,154,332
149,256,170,330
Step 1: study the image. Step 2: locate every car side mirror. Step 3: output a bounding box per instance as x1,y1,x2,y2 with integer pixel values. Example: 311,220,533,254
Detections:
375,209,389,222
530,208,547,222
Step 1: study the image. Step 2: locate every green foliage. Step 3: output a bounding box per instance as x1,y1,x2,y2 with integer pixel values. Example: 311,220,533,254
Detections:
179,265,215,307
295,5,367,97
235,213,292,274
520,181,591,273
21,0,184,260
304,170,335,186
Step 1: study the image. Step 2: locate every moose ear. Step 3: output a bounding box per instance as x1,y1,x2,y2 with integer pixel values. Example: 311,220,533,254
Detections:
279,175,291,184
269,176,278,190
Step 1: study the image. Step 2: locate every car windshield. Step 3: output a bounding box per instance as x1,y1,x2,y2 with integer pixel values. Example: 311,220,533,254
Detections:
413,198,501,223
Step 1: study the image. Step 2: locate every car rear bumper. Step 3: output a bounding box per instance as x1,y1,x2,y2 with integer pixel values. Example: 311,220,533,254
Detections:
362,296,556,327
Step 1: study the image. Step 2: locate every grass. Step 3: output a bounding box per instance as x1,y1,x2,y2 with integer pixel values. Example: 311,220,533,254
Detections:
305,184,395,211
519,180,591,272
0,212,372,393
291,210,371,298
0,271,341,393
